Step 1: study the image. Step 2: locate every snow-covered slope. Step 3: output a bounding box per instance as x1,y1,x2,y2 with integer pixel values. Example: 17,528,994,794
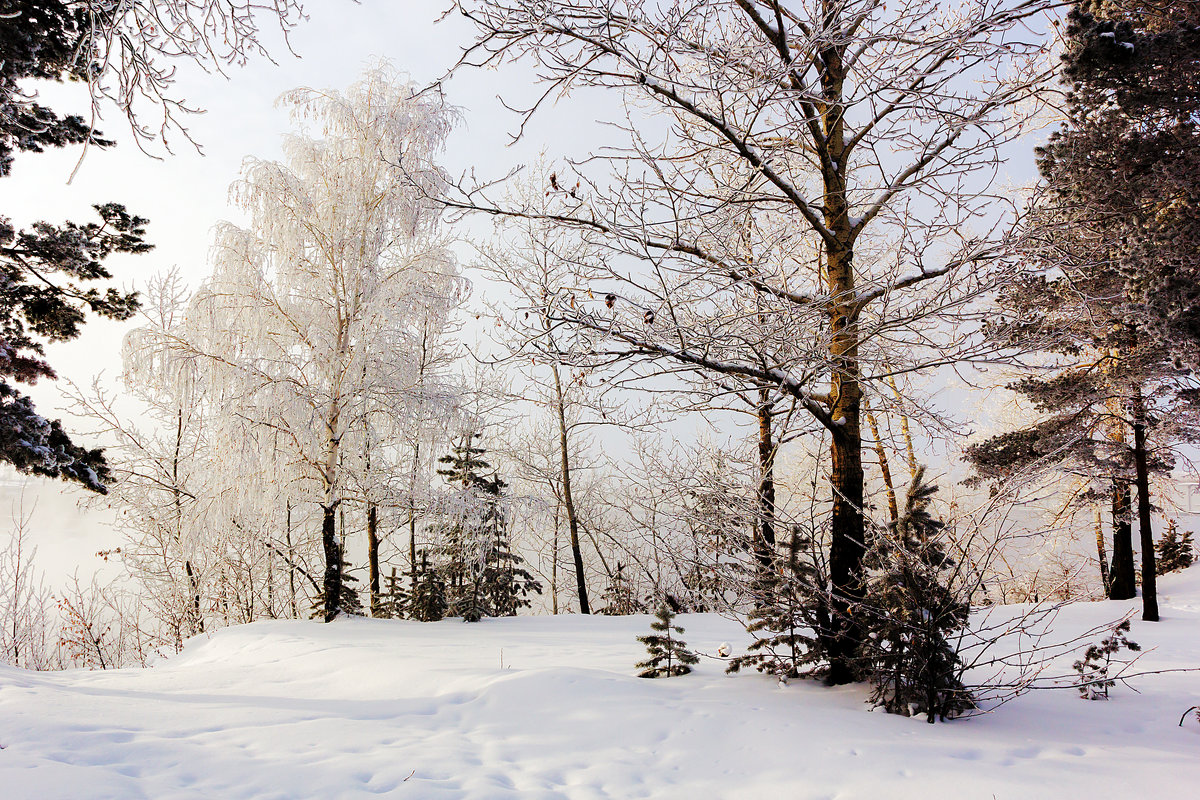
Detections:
2,577,1198,799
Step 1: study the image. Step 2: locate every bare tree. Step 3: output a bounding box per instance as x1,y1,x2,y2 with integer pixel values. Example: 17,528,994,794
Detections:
448,0,1055,682
0,496,54,669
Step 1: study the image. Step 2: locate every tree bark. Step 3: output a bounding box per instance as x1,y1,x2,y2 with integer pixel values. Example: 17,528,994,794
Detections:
1095,506,1110,597
865,400,899,526
1131,388,1159,621
552,363,590,614
367,503,380,617
321,502,342,622
755,389,777,572
1109,480,1136,600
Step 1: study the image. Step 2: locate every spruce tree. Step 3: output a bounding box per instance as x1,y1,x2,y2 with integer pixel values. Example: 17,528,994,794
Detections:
378,567,409,619
596,563,646,616
433,434,540,620
859,468,973,722
1156,521,1196,575
409,551,447,622
726,534,826,682
636,605,699,678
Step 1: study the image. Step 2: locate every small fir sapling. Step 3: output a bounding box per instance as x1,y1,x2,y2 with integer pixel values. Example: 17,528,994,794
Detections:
726,531,827,682
409,552,447,622
859,468,974,722
1156,521,1195,575
1073,619,1141,700
378,567,409,619
477,505,542,617
596,562,646,616
636,605,699,678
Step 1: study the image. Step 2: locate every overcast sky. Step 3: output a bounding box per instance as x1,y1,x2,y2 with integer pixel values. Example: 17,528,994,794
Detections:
1,1,1080,586
1,1,621,584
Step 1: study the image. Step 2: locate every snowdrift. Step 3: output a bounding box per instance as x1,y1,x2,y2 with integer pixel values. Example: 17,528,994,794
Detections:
2,573,1198,799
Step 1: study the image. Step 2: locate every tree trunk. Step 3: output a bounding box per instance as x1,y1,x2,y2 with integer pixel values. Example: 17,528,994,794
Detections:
552,363,590,614
367,503,381,617
825,239,866,685
1095,507,1110,597
865,400,899,526
1109,480,1136,600
321,503,342,622
285,501,299,618
755,389,777,572
551,497,561,615
1131,388,1159,621
820,36,866,686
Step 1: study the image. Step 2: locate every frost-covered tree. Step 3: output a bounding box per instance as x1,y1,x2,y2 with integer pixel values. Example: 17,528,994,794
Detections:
0,502,54,669
452,0,1059,683
1,0,306,494
185,66,464,622
1156,522,1195,576
431,435,541,620
64,271,213,644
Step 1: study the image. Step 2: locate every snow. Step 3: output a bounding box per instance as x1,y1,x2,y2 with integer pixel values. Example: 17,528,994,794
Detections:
3,574,1200,798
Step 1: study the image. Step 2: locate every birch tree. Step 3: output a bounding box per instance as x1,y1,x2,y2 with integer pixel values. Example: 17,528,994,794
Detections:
450,0,1055,682
186,66,465,622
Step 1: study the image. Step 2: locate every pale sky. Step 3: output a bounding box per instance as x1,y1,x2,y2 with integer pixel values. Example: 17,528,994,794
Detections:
1,1,619,585
0,1,1071,587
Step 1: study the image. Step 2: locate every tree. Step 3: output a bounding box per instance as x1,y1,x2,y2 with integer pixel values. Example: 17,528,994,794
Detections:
1156,521,1195,576
432,435,541,619
1,0,306,493
64,271,211,643
636,604,699,678
975,1,1200,620
596,562,645,616
726,530,827,682
184,66,462,622
452,0,1056,683
859,468,974,722
0,201,145,492
1,0,147,491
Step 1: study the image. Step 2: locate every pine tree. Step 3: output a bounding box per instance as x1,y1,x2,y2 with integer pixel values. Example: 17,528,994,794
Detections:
479,527,542,617
726,532,826,682
1156,521,1196,575
377,567,409,619
408,552,447,622
859,468,973,722
968,1,1200,615
596,563,645,616
0,4,149,493
636,604,699,678
432,434,540,620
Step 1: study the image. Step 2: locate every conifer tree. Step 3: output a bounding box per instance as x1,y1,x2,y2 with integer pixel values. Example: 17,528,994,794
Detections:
1156,521,1196,576
726,533,826,682
377,567,409,619
969,1,1200,616
859,468,973,722
596,563,645,616
0,3,149,492
479,531,542,617
409,552,447,622
636,605,699,679
309,556,362,619
433,434,540,620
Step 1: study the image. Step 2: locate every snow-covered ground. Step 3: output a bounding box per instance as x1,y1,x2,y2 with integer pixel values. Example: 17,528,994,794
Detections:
3,574,1199,799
